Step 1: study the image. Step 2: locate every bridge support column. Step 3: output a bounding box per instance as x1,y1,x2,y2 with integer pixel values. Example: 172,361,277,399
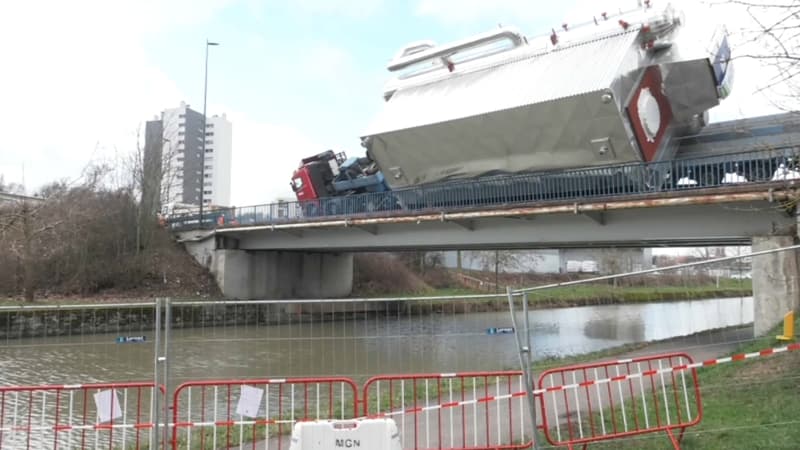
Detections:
751,235,800,336
212,250,353,299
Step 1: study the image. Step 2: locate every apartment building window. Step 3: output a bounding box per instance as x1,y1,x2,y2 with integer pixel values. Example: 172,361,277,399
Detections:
204,165,212,170
178,140,184,144
178,131,185,136
205,149,214,153
179,114,185,118
178,122,185,127
204,173,212,178
203,190,212,195
204,181,212,187
206,123,214,128
205,140,213,145
205,132,214,136
177,157,184,162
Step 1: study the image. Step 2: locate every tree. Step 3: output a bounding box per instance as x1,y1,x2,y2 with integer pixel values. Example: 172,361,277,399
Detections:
720,0,800,106
0,195,60,301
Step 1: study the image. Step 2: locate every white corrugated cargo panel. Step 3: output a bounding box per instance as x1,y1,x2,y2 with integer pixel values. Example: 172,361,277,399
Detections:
364,30,640,137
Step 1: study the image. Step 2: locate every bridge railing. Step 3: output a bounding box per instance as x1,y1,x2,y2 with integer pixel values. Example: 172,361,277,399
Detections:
167,146,800,230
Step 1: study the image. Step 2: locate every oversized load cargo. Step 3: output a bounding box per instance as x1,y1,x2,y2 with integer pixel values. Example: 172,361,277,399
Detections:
361,3,732,189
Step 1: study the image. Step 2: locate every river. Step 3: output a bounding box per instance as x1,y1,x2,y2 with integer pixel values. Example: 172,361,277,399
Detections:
0,297,752,387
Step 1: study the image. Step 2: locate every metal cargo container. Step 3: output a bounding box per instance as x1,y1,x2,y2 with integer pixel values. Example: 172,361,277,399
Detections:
362,4,733,189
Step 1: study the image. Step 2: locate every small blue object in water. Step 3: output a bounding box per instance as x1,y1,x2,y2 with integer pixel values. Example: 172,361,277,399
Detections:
486,327,515,335
116,336,147,343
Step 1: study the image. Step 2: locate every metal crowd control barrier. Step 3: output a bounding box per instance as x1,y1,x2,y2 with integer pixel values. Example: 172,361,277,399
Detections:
171,377,360,450
362,371,531,450
536,353,702,449
0,381,162,450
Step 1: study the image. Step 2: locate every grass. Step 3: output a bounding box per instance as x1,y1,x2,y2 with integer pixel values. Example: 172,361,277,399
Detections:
0,280,751,308
525,279,751,304
388,281,752,317
558,315,800,449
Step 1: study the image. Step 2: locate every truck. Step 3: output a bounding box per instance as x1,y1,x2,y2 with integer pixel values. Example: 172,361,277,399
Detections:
291,2,740,216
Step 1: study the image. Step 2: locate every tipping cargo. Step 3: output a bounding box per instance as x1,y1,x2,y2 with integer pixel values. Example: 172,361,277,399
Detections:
292,2,734,210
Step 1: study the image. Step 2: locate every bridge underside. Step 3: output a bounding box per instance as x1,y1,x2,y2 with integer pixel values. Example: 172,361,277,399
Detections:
212,200,795,252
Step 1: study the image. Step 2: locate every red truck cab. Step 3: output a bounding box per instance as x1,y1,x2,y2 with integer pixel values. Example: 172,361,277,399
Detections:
290,150,344,201
290,166,319,201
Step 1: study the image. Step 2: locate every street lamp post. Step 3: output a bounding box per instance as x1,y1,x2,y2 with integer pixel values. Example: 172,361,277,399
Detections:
200,40,219,227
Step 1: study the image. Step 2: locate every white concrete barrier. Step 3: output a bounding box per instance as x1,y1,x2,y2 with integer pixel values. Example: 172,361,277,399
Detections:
290,419,401,450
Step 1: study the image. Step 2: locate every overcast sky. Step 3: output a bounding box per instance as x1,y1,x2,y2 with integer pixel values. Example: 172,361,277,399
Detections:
0,0,790,205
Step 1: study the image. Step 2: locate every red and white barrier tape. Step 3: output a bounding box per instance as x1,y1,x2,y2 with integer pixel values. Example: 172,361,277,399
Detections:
369,342,800,418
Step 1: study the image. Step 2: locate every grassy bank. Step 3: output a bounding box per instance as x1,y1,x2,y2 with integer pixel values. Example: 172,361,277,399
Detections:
0,280,751,308
394,281,752,314
569,317,800,449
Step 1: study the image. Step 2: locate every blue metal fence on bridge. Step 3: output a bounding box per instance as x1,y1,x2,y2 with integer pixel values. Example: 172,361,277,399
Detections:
169,146,800,231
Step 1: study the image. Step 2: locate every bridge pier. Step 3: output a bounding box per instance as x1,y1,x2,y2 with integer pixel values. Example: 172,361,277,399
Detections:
179,234,353,299
751,235,800,336
210,250,353,299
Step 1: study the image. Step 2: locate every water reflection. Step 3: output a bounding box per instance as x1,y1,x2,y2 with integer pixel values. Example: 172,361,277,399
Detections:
0,297,752,387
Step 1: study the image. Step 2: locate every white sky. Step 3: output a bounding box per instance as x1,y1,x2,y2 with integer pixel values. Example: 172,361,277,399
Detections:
0,0,792,205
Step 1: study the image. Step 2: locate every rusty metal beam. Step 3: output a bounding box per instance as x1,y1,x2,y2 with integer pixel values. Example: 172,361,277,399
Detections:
217,187,799,235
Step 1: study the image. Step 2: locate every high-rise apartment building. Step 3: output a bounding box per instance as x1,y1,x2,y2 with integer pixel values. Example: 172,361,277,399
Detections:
144,102,232,211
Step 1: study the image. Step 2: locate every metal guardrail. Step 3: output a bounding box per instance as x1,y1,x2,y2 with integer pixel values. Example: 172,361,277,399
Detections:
168,146,800,231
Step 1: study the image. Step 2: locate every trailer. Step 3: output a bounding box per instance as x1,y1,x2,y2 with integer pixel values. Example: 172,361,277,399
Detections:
291,2,736,216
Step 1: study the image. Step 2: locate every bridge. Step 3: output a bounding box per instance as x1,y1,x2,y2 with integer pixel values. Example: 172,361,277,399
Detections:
171,113,800,336
0,191,43,204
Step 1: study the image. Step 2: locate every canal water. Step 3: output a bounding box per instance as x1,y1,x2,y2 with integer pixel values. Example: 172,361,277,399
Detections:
0,297,752,387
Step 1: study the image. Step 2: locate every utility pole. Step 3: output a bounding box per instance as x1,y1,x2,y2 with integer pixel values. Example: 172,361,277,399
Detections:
200,40,219,227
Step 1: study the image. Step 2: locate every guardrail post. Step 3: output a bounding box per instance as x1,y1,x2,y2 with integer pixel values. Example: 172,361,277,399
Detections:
507,288,539,450
148,297,173,450
162,297,172,450
151,297,162,450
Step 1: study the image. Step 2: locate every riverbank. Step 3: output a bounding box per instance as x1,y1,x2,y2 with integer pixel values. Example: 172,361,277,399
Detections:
0,284,752,339
545,318,800,449
398,282,752,314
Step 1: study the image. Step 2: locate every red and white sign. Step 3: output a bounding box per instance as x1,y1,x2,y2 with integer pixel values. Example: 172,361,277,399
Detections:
627,66,673,161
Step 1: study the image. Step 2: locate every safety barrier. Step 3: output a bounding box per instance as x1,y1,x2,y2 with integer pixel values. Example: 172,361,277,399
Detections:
0,382,162,450
362,371,531,450
537,353,701,449
166,145,800,230
3,342,798,449
171,377,359,450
